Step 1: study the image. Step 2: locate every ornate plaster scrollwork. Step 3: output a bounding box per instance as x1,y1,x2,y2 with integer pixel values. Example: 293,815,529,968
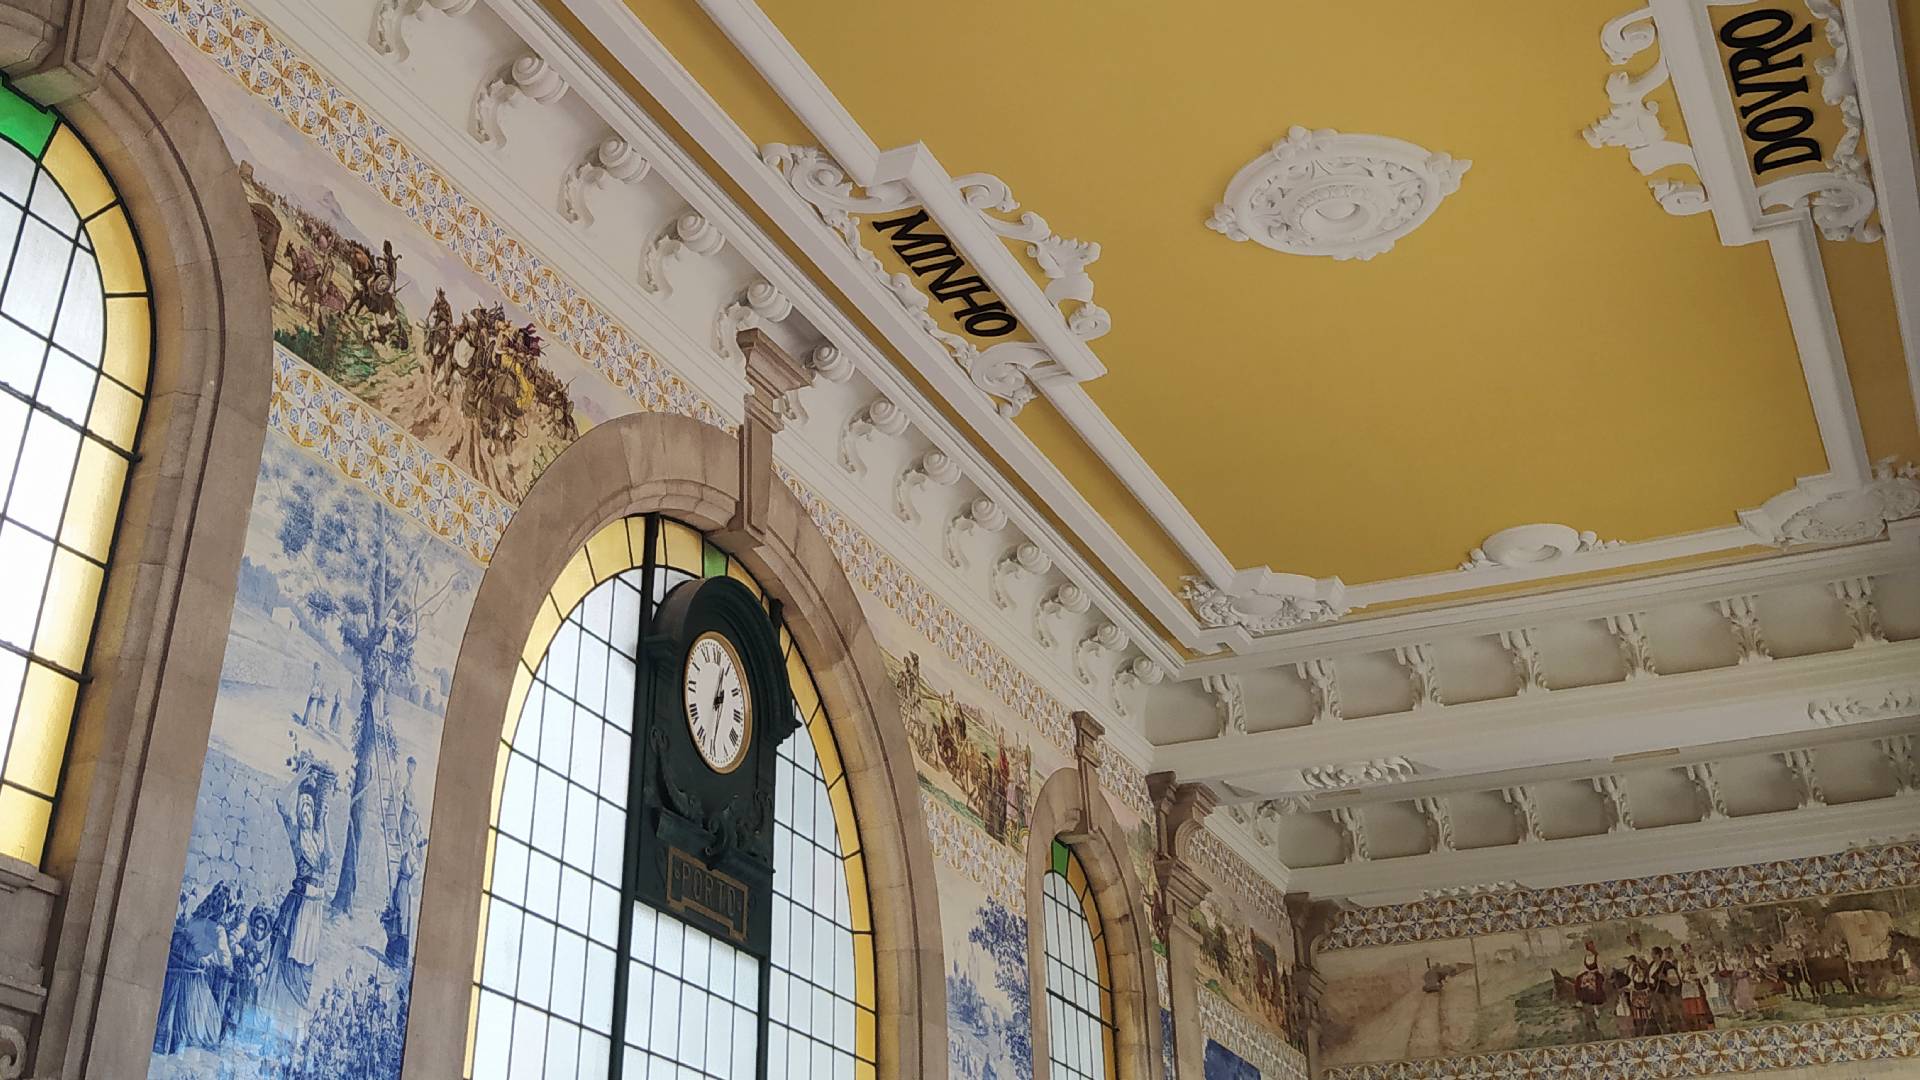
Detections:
1112,656,1164,716
1460,524,1623,571
716,280,792,362
1413,796,1454,853
1201,673,1247,736
1764,0,1880,243
837,397,909,475
559,137,650,227
805,343,853,384
1582,8,1709,218
1829,576,1887,647
1074,622,1128,686
1178,575,1347,635
942,496,1007,568
1875,735,1917,794
1593,774,1637,833
1498,627,1549,694
1741,461,1920,546
470,55,566,147
1807,686,1920,727
0,1024,24,1080
1784,748,1826,809
1717,595,1772,663
893,449,961,523
1603,612,1658,678
1685,761,1730,821
1034,581,1091,649
1329,806,1371,863
1502,785,1544,843
639,211,726,297
1300,756,1416,791
1207,127,1469,260
369,0,478,62
1394,643,1443,708
1295,658,1341,725
989,542,1051,610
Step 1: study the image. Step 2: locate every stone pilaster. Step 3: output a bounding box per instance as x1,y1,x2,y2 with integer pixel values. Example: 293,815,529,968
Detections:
1285,892,1343,1074
1147,772,1216,1078
720,328,810,551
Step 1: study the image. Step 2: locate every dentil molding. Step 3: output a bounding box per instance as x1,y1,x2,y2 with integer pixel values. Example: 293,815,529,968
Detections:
1206,126,1470,261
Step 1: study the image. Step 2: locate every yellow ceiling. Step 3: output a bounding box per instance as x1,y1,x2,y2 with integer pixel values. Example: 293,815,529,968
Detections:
613,0,1914,602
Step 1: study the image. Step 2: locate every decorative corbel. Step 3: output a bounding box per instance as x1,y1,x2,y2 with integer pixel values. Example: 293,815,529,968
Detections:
893,449,961,524
1593,774,1636,833
990,542,1052,610
1074,622,1128,686
639,210,727,297
1112,657,1163,716
369,0,479,63
1684,761,1730,821
470,55,566,147
836,397,909,475
1830,577,1887,647
1035,582,1091,649
1604,612,1658,678
1413,795,1454,853
716,280,793,362
1201,673,1247,736
1395,643,1443,709
1875,735,1917,794
1296,658,1341,724
718,329,810,550
1784,748,1826,809
1329,806,1370,863
559,136,650,227
942,496,1007,568
1717,595,1772,663
1499,627,1549,694
1502,785,1543,842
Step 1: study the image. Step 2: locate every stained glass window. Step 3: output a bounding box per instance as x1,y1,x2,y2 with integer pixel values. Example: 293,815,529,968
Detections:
1044,840,1117,1080
469,516,876,1079
0,78,151,866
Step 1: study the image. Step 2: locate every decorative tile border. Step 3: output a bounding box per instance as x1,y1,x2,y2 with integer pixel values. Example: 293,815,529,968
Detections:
1321,1011,1920,1080
1191,826,1290,931
1199,987,1310,1080
270,348,510,562
1324,841,1920,951
144,0,1163,822
138,0,721,433
921,790,1024,910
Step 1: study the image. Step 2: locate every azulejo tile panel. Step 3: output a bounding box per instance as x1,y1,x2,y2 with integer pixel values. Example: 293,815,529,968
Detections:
1323,841,1920,951
271,348,510,562
137,0,722,433
1190,826,1290,932
922,789,1024,910
1199,985,1310,1080
1319,1011,1920,1080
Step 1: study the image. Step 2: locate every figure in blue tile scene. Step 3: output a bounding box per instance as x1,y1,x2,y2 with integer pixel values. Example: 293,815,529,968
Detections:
266,760,334,1014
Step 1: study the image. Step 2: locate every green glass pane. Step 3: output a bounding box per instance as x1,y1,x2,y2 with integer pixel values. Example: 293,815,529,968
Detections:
0,80,54,158
701,541,727,580
1051,838,1069,876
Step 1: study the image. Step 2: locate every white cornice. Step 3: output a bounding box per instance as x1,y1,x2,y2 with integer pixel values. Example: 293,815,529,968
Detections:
1846,0,1920,425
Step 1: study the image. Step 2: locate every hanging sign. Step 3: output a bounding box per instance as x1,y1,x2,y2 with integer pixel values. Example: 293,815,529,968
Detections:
1710,3,1840,182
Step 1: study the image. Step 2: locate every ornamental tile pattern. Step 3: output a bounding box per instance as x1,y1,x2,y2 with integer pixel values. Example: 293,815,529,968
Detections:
137,0,723,432
1199,987,1310,1080
1190,826,1290,930
1323,841,1920,951
921,790,1024,910
270,347,509,562
1320,1011,1920,1080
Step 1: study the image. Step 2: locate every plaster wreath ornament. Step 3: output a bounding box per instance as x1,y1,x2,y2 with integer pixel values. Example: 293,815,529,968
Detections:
1459,523,1624,571
1206,126,1470,260
1179,574,1349,635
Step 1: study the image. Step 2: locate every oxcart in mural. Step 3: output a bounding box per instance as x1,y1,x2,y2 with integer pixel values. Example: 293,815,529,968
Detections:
890,651,1032,850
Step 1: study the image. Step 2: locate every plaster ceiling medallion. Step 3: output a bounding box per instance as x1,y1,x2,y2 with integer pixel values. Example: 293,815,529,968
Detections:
1206,126,1470,261
1459,523,1623,571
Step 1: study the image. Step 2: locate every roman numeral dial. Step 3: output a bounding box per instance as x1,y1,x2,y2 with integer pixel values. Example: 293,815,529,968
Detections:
682,631,752,773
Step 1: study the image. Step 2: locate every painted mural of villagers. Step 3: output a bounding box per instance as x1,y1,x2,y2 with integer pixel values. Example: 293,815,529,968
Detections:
1190,896,1303,1049
1317,886,1920,1065
889,651,1032,850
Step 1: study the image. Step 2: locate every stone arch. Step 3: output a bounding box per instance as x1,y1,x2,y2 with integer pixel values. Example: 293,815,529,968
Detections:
404,411,947,1078
0,8,276,1075
1026,713,1165,1080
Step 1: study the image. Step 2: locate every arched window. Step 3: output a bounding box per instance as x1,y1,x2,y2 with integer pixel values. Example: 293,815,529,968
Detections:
466,515,877,1079
1043,839,1117,1080
0,79,150,866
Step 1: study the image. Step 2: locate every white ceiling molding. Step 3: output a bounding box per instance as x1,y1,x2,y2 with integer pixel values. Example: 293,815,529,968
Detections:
1300,757,1418,792
368,0,477,63
638,209,726,298
1740,460,1920,544
1206,127,1470,260
558,135,650,226
1178,574,1347,634
1843,0,1920,435
1459,523,1621,571
469,53,567,147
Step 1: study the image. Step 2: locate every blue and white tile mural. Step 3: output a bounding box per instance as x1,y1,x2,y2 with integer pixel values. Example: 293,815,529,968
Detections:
149,431,478,1079
1204,1039,1261,1080
946,895,1032,1080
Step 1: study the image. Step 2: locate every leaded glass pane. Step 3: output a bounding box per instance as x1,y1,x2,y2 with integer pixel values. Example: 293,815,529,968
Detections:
1044,851,1117,1080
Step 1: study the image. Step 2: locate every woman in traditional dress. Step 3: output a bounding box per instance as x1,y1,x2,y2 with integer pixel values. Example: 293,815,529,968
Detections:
266,768,332,1014
1678,948,1715,1031
152,884,234,1052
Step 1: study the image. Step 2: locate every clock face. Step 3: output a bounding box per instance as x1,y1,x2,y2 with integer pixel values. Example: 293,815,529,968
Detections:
683,631,752,773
